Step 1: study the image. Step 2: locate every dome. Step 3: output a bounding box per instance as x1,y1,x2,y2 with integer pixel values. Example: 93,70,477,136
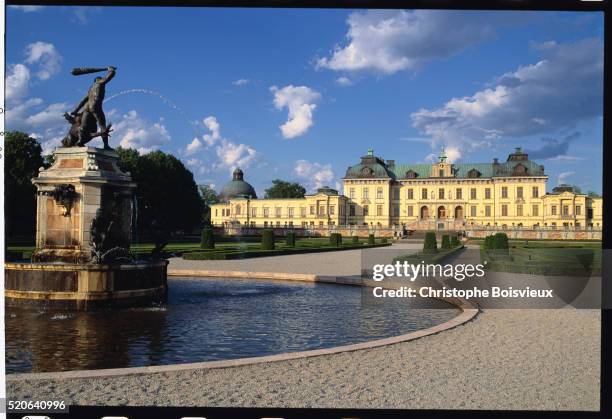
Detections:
219,168,257,201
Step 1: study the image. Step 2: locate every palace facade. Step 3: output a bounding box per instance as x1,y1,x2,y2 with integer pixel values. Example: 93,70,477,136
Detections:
211,148,603,230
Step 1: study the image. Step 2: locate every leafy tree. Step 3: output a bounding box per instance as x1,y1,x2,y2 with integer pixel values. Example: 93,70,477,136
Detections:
587,191,602,198
116,148,203,234
199,184,219,225
264,179,306,199
5,131,44,241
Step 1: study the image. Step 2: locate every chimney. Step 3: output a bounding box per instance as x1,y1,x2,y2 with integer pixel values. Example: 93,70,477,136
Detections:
493,158,499,165
386,159,395,167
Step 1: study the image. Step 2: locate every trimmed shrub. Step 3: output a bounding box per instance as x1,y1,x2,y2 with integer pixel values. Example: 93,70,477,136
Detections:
483,235,494,249
330,233,342,246
423,232,437,253
368,234,375,245
200,228,215,249
494,233,509,249
352,235,359,244
261,230,275,250
441,235,451,249
285,231,296,247
380,237,388,244
451,235,461,247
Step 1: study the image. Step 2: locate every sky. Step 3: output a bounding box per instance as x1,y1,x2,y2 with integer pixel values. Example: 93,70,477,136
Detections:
5,6,604,196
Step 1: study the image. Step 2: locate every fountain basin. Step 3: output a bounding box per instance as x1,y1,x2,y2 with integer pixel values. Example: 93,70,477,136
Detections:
5,260,168,310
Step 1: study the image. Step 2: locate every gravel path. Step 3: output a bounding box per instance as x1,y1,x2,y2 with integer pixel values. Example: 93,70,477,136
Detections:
6,242,600,410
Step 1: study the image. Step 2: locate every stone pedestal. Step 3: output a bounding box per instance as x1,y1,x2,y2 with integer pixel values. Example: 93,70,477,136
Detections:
32,147,136,263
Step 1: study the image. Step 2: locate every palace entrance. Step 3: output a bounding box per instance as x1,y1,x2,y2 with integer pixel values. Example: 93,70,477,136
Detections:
420,206,429,220
454,206,464,220
437,206,446,219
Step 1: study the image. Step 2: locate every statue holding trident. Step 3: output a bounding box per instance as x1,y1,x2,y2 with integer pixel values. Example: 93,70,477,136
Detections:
62,66,116,149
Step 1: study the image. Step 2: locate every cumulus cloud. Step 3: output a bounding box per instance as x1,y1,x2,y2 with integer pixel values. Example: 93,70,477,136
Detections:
25,102,69,127
25,42,62,80
215,141,258,172
410,38,603,160
317,10,496,74
232,78,250,86
335,76,353,86
202,116,221,146
185,138,203,155
271,85,321,139
557,171,575,185
6,64,31,102
294,160,336,191
113,110,172,154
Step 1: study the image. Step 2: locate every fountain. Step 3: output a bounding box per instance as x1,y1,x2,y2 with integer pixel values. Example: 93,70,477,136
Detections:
5,66,168,310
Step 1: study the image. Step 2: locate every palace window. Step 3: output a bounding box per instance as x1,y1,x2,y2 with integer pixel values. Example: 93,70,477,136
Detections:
563,205,569,216
407,188,414,200
363,188,369,199
421,188,428,200
377,187,383,199
485,188,491,199
551,205,557,215
263,207,270,217
576,205,581,216
439,188,445,199
470,188,477,200
393,205,400,217
251,207,257,217
288,207,294,217
393,188,400,200
302,222,307,228
349,188,355,199
310,206,315,215
275,207,282,217
485,205,491,217
501,187,508,198
235,205,241,215
456,188,462,200
329,205,335,215
439,168,444,177
318,206,326,215
363,205,369,216
226,208,231,216
517,187,523,199
376,205,383,216
349,205,356,216
469,205,476,217
501,204,508,217
516,204,523,217
532,205,539,217
215,209,218,216
300,207,306,217
407,206,414,216
532,186,539,198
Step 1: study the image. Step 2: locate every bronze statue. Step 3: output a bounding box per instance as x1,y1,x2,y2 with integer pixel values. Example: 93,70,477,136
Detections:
63,66,116,149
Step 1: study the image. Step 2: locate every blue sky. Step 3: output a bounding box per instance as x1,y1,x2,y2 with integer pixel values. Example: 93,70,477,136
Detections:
6,6,604,195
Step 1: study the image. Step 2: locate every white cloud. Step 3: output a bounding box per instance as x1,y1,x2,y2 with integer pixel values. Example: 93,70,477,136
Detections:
215,140,258,173
202,116,221,146
294,160,336,191
410,38,603,160
25,42,62,80
6,64,31,102
9,6,44,12
317,10,496,74
113,110,172,154
335,76,353,86
72,7,102,25
557,171,575,185
271,85,321,139
25,102,68,127
232,78,250,86
185,137,203,155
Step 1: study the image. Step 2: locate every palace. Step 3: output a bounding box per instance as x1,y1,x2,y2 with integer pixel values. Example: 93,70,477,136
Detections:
211,148,603,231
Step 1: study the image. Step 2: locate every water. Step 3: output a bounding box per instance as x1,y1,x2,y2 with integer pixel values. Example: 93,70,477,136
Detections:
5,278,458,374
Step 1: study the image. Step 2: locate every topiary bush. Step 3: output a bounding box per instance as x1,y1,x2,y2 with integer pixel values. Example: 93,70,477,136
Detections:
261,230,275,250
494,232,509,249
484,235,494,249
451,235,461,247
423,231,437,253
352,235,359,244
330,232,342,246
285,231,296,247
368,234,375,245
441,235,451,249
200,228,215,249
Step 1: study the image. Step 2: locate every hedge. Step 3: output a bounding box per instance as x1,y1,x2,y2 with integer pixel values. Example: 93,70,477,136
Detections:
441,235,451,249
330,233,342,246
352,236,359,244
200,228,215,249
368,234,375,245
423,231,437,253
261,230,275,250
285,231,296,247
451,235,461,247
380,237,388,244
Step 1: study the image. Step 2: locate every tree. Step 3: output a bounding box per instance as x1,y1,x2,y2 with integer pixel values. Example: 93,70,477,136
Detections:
5,131,45,241
264,179,306,199
587,191,602,198
199,184,219,225
116,148,203,235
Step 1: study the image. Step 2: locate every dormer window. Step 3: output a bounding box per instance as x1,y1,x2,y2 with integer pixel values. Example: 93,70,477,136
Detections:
467,168,481,178
513,163,528,176
405,170,417,179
